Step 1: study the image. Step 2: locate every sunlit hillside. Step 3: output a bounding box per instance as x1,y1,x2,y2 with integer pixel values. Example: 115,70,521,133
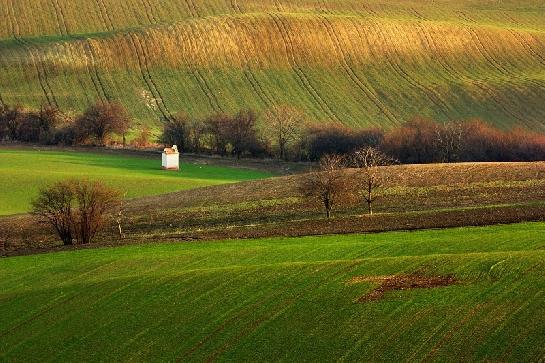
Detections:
0,0,544,129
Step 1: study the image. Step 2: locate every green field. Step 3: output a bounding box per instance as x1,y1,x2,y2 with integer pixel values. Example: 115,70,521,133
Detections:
0,0,544,130
1,222,544,361
0,149,271,215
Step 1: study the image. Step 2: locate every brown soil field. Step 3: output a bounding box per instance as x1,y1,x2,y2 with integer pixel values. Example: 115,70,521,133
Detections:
2,161,545,256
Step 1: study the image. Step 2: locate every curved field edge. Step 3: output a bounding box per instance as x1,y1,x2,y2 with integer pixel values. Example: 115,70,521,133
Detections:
0,1,544,129
0,222,544,361
0,149,273,215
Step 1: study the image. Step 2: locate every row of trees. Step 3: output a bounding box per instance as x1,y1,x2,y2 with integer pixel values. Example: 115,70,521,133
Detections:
3,100,545,163
0,102,131,146
162,108,545,163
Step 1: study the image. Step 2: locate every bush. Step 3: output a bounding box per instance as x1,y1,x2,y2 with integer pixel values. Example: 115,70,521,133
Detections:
32,179,121,245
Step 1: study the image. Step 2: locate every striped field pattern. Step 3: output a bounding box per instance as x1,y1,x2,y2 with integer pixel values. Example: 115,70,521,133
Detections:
0,222,544,361
0,1,544,129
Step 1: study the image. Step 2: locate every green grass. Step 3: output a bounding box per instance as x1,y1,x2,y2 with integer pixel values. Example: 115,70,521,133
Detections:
0,149,272,215
0,1,544,130
1,222,544,361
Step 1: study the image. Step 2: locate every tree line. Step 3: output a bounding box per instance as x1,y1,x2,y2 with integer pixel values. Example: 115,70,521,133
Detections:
162,109,545,163
3,101,545,163
0,101,131,146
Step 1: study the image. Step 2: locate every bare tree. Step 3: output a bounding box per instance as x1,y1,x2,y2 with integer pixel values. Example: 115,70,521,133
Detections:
299,154,349,218
31,181,75,245
351,147,394,215
72,180,120,244
32,179,120,245
75,101,131,145
263,105,306,160
435,121,464,163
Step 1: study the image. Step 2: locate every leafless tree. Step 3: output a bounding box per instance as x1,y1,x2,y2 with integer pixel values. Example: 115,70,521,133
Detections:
32,179,120,245
31,181,75,245
435,121,464,163
299,154,349,218
351,147,394,215
263,105,306,160
75,101,131,145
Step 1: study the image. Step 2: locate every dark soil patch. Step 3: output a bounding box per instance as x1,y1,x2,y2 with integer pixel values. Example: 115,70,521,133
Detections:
349,275,458,302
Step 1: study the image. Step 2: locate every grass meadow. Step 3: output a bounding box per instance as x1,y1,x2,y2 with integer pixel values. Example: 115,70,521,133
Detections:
1,222,544,361
0,149,272,215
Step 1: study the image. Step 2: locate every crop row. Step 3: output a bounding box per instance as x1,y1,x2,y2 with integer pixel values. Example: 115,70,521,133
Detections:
0,12,544,127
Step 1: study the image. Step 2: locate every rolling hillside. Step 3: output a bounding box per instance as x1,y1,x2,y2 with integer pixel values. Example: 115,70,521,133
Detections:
1,223,544,361
0,148,272,215
0,1,544,130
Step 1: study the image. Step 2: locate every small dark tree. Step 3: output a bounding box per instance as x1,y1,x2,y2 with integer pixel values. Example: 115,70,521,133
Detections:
71,180,120,244
161,113,190,150
227,109,262,158
299,154,349,218
75,101,131,145
32,180,120,245
351,147,394,215
31,181,76,245
204,113,230,155
263,105,306,160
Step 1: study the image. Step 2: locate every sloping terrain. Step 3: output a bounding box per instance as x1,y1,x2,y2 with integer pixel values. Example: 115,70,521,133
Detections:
4,161,545,253
0,1,544,129
1,223,544,361
0,148,272,215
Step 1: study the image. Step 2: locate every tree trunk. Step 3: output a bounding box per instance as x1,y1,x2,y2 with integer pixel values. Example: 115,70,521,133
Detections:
368,201,373,215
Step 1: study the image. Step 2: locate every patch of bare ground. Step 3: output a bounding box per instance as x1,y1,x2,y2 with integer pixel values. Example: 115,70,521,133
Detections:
3,162,545,256
348,275,458,303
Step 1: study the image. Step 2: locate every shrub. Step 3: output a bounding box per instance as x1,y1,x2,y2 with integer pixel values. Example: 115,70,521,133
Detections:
32,179,121,245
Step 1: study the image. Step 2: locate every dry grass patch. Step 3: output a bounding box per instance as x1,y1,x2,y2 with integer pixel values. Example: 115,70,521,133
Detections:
349,275,458,302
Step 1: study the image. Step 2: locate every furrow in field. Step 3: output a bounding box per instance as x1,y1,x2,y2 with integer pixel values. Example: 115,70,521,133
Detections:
318,15,399,125
203,261,363,362
184,0,200,18
464,27,545,120
230,0,243,13
176,269,301,361
269,13,340,122
183,23,224,113
227,16,275,108
83,40,109,102
411,21,527,122
506,28,545,67
137,35,175,118
372,20,454,119
7,0,58,108
126,33,173,121
138,0,156,25
50,0,70,35
95,0,116,31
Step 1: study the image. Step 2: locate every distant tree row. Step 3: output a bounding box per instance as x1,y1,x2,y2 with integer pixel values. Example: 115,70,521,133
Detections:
161,108,545,163
3,100,545,163
0,101,131,146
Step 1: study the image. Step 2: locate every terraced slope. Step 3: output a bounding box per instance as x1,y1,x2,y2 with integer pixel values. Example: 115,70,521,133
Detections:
0,1,544,129
1,223,544,361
